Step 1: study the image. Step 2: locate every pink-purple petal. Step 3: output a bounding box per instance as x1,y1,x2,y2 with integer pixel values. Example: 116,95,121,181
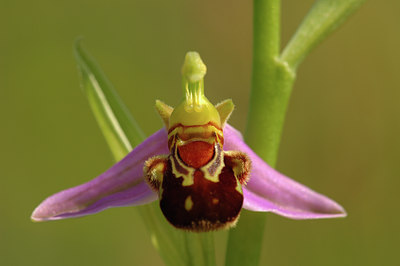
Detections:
224,124,346,219
31,129,169,221
32,124,346,222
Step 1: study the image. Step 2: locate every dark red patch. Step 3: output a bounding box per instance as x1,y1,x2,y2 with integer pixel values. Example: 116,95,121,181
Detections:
160,157,243,232
178,141,214,168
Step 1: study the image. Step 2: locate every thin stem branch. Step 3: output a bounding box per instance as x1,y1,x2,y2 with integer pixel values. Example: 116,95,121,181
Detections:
281,0,367,71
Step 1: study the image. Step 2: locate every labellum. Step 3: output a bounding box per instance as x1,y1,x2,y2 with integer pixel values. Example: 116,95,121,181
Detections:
144,52,251,232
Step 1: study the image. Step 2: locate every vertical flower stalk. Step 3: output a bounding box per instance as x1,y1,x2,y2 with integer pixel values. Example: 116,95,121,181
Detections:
226,1,291,264
226,0,366,265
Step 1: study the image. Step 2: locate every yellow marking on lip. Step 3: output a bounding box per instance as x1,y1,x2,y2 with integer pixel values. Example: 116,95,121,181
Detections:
235,179,243,194
201,143,224,183
185,196,194,211
170,155,195,186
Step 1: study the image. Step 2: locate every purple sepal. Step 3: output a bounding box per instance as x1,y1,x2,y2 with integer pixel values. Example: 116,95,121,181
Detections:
31,130,168,221
224,124,346,219
32,124,346,222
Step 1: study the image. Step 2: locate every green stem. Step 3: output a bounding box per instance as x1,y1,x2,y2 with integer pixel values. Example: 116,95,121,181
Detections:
246,0,294,165
225,0,295,265
225,0,366,265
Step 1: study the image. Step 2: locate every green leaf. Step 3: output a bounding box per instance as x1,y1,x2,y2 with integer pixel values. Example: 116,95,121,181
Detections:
281,0,367,71
74,39,145,161
74,40,215,266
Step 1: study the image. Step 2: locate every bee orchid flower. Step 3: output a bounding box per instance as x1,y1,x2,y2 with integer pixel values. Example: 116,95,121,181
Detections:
31,52,346,231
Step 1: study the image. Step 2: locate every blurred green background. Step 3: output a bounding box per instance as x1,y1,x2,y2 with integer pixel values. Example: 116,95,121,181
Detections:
1,0,399,265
